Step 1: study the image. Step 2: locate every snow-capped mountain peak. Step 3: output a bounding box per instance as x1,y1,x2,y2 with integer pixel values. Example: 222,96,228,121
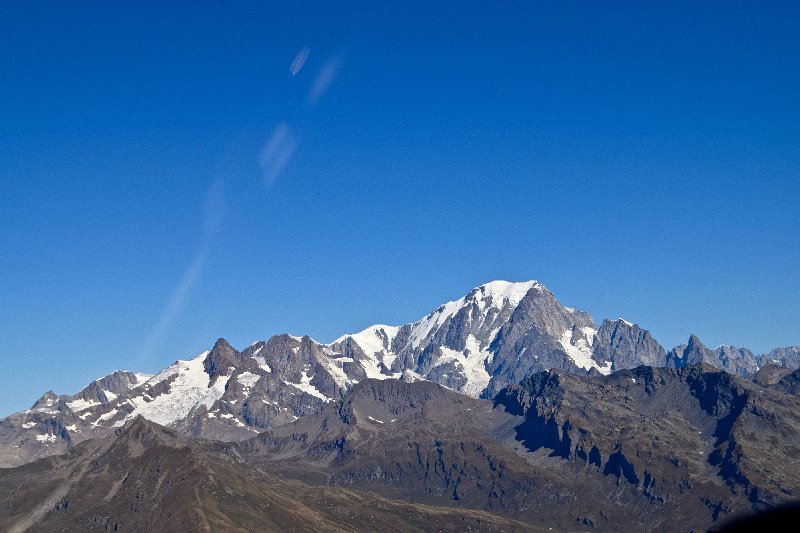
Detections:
327,281,546,397
3,279,797,469
468,279,542,308
332,324,400,352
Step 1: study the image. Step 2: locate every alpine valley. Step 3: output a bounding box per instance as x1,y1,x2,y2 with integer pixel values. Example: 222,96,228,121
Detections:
2,280,799,532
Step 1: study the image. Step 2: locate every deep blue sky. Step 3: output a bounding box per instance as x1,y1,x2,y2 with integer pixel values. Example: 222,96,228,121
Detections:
2,1,798,416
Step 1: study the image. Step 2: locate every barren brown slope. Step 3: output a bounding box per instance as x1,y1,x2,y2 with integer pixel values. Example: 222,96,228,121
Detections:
0,416,538,532
234,379,669,531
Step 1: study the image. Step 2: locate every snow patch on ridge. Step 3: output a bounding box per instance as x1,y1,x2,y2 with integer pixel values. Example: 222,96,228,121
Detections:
133,373,153,387
66,398,100,412
581,326,597,346
333,325,401,380
253,356,272,373
432,334,492,396
559,328,611,375
237,371,260,389
460,334,492,396
475,280,540,308
283,371,332,402
333,325,399,352
409,281,538,348
113,352,231,427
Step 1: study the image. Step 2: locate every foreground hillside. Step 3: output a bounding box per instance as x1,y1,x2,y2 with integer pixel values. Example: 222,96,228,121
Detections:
0,417,538,533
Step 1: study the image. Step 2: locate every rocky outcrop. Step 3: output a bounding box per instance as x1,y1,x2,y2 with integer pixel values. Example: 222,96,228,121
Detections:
235,368,800,531
751,363,793,387
776,368,800,395
763,346,800,369
667,335,760,377
592,319,666,371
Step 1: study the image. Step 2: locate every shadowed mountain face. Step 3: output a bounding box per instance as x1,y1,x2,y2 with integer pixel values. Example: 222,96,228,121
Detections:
229,368,799,532
775,368,800,395
0,416,539,533
2,280,799,471
496,366,800,518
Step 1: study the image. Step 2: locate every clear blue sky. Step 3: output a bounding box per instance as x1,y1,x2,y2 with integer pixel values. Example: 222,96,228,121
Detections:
2,1,798,416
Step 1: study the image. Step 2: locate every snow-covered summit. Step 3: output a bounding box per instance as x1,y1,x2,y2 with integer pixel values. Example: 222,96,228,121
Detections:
5,278,788,469
332,280,558,397
332,324,400,348
468,280,542,307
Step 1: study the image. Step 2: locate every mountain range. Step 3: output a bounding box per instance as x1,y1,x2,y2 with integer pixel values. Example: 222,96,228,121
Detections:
2,280,799,531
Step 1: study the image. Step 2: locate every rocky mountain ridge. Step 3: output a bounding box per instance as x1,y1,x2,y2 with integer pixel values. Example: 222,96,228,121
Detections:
1,280,798,468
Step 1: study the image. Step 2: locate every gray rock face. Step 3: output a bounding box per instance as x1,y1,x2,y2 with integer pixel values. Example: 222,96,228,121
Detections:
667,335,760,377
68,373,130,406
776,368,800,395
203,337,245,378
762,346,800,369
592,319,667,371
482,284,601,397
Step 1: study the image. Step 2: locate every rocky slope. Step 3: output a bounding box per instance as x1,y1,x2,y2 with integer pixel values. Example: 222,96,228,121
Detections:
775,368,800,395
2,365,798,532
750,364,794,387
